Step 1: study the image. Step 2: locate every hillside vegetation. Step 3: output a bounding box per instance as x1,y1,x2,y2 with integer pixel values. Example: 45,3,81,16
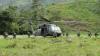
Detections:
46,0,100,32
0,0,100,33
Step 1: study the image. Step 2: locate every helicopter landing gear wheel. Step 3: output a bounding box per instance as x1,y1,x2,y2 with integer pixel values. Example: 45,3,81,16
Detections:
53,33,57,37
43,33,47,37
43,35,46,37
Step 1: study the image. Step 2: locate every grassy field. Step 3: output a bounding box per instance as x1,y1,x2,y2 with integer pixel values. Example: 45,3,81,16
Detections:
0,35,100,56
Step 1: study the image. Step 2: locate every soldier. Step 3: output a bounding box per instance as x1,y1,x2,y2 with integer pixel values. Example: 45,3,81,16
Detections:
3,32,8,39
94,32,99,37
41,24,47,37
66,32,69,37
13,32,16,39
27,32,31,38
77,32,81,37
88,32,92,37
67,36,72,43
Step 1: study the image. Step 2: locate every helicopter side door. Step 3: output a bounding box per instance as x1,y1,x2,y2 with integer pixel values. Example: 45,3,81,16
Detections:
41,24,48,36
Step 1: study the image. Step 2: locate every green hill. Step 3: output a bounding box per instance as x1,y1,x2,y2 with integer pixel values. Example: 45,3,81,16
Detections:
46,1,100,32
0,0,100,33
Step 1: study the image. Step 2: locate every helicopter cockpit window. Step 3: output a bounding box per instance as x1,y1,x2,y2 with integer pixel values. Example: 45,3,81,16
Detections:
49,24,62,33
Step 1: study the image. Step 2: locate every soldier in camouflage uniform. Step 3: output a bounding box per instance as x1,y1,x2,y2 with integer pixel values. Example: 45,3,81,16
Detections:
94,32,99,37
66,32,69,37
77,32,81,37
88,32,92,37
27,32,31,38
3,32,8,39
13,32,16,39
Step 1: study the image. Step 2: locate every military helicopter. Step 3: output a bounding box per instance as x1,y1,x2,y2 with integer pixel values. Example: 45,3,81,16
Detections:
33,23,62,37
18,16,62,37
32,17,62,37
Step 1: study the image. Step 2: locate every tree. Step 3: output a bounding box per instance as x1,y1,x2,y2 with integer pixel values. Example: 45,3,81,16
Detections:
0,6,19,33
96,0,100,14
88,0,100,14
22,0,45,32
31,0,45,24
48,9,62,21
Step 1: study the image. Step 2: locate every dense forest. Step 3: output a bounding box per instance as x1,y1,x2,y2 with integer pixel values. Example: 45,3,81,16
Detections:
0,0,100,34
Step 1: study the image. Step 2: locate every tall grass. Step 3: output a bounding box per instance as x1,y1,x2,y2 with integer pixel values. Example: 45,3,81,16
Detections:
0,36,100,56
